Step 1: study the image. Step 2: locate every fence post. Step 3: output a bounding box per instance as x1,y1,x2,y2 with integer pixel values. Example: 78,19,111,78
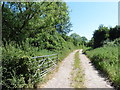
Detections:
56,54,58,64
42,57,44,72
47,57,49,68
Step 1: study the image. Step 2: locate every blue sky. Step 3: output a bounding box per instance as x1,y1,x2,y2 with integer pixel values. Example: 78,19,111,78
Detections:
66,2,118,40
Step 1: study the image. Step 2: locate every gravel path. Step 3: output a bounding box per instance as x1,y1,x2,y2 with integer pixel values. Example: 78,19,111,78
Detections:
43,50,78,88
79,49,113,88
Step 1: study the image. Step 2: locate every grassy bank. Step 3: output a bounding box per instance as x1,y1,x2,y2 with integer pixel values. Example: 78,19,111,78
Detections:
86,46,119,89
71,50,84,88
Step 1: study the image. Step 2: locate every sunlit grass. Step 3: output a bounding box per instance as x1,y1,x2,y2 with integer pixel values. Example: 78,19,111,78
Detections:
71,51,85,88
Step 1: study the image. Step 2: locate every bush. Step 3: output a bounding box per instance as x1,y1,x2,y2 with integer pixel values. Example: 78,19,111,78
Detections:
2,42,55,88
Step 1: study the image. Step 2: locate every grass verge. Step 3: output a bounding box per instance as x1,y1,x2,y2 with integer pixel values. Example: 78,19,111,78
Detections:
86,46,120,89
71,50,85,88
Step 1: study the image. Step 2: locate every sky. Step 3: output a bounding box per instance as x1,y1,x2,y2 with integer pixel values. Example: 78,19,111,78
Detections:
66,2,118,40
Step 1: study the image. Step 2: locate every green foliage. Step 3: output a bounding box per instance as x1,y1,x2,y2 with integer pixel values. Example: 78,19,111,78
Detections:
109,25,120,40
2,40,56,88
1,1,83,89
89,25,120,49
82,46,92,54
2,2,72,43
2,38,78,88
86,45,120,89
103,38,120,47
81,36,88,46
70,33,83,46
93,25,110,48
87,37,94,47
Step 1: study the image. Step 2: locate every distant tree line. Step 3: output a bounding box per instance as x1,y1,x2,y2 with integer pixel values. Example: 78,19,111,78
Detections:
87,25,120,48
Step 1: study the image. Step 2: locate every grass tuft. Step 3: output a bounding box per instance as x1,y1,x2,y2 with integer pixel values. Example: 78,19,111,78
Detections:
71,50,85,88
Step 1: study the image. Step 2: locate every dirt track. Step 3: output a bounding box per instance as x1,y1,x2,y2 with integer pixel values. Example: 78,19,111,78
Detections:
42,50,78,88
42,49,113,88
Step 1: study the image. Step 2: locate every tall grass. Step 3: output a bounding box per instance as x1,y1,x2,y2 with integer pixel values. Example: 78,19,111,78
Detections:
86,46,119,89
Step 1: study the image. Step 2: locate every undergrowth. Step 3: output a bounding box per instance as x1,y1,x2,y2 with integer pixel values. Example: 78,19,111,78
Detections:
2,41,80,89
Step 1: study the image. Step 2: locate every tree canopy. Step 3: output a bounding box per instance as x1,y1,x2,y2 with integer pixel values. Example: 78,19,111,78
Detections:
2,2,72,44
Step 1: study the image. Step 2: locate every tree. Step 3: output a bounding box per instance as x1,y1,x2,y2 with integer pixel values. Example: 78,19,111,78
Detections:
81,36,87,42
87,37,94,47
2,2,45,42
93,25,110,48
2,2,72,45
109,25,120,40
81,36,88,46
70,33,82,46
